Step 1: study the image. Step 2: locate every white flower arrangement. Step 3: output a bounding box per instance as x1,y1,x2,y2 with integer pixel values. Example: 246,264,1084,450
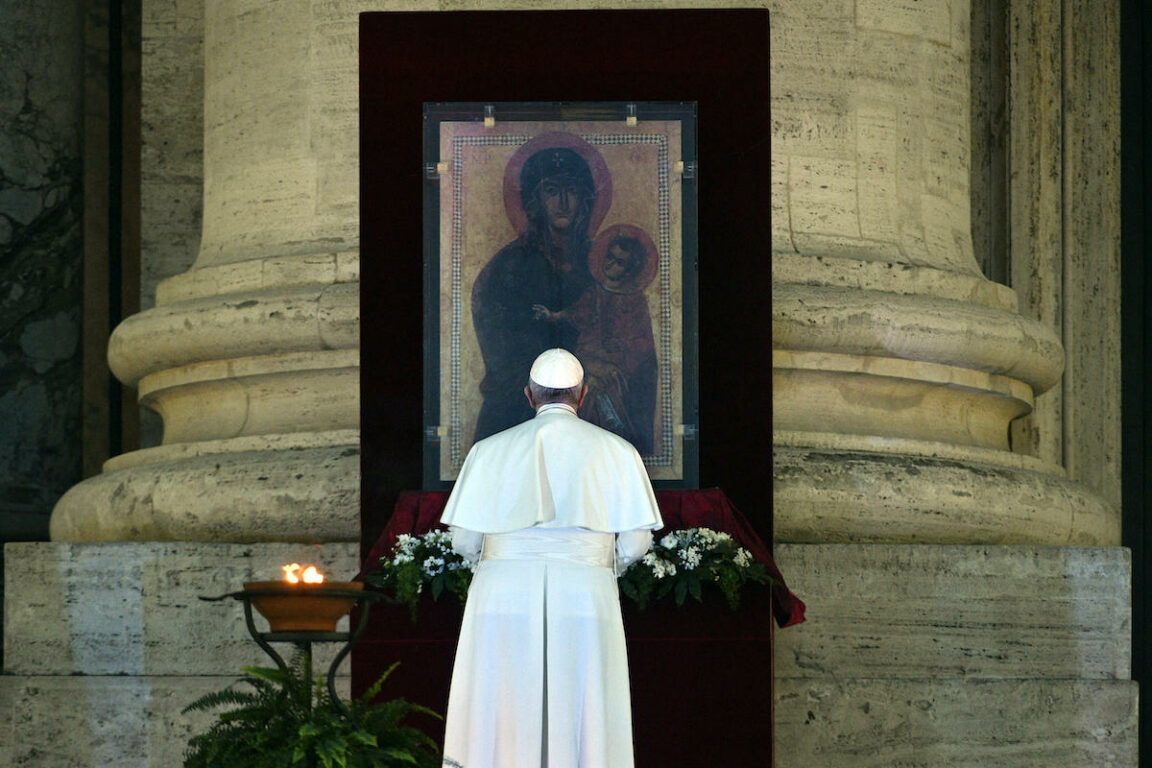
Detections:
368,526,771,619
618,527,771,610
366,529,475,620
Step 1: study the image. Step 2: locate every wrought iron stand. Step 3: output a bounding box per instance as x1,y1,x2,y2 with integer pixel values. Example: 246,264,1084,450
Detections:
201,586,384,719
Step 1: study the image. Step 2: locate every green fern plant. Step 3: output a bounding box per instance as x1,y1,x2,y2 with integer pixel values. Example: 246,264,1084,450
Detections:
183,649,441,768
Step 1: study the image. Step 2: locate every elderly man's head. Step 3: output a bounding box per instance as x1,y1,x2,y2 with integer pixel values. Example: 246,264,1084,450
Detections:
525,349,587,409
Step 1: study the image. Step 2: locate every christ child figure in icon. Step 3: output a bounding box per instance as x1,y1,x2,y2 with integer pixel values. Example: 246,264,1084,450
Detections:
533,226,658,454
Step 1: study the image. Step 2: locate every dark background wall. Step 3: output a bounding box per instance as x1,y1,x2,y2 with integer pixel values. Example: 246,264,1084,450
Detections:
0,2,85,545
0,0,86,670
0,0,139,668
1121,0,1152,762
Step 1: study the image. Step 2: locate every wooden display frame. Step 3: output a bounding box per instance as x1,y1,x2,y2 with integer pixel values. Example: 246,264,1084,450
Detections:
421,102,699,488
359,6,771,566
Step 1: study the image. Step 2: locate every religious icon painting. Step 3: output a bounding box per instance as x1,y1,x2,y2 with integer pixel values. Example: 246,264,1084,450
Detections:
422,102,698,489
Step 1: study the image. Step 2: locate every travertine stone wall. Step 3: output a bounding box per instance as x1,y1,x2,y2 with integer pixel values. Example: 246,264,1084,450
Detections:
3,542,359,676
0,676,225,768
0,542,359,768
771,542,1136,765
775,678,1136,766
774,544,1131,681
20,0,1128,766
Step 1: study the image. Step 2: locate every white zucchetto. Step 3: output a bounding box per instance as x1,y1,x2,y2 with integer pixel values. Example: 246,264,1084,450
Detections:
529,348,584,388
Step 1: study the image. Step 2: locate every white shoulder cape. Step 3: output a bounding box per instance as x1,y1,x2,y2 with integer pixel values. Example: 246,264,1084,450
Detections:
440,405,663,533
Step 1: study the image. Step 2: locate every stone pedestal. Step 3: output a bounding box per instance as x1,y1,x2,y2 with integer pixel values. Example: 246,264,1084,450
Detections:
773,544,1137,766
0,541,359,767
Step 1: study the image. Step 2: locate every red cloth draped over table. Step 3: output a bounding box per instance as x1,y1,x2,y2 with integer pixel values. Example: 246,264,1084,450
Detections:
354,489,805,766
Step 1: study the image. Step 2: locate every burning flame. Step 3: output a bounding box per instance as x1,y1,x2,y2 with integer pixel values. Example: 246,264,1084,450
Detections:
282,563,325,584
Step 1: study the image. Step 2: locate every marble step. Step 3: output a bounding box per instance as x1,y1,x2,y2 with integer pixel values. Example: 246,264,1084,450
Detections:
774,543,1130,680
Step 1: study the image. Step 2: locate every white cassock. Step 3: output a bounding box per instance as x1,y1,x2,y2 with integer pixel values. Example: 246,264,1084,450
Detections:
440,403,663,768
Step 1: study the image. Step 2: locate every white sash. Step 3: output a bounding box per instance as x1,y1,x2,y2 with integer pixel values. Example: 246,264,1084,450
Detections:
482,529,614,568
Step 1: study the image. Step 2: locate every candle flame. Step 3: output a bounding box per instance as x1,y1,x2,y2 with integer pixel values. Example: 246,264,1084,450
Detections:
282,563,325,584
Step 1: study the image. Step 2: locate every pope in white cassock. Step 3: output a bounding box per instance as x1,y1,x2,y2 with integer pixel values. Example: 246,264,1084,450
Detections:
440,348,663,768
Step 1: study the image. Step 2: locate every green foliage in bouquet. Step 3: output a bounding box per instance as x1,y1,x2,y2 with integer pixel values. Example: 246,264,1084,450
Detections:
617,527,773,610
367,526,772,618
365,530,475,621
182,650,440,768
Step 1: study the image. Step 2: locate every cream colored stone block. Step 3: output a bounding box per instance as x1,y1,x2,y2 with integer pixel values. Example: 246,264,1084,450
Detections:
4,542,360,675
0,675,351,768
770,10,855,93
138,351,358,444
791,233,909,263
774,543,1130,680
771,155,795,254
771,99,855,158
318,280,361,347
775,679,1137,767
108,283,359,387
789,156,860,239
771,252,1018,311
201,159,328,264
317,158,360,225
196,0,397,269
855,107,903,246
921,191,976,273
855,0,952,45
102,429,359,471
156,252,359,304
0,676,217,768
770,0,978,274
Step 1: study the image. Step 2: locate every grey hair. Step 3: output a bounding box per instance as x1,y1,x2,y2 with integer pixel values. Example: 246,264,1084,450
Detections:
528,380,583,407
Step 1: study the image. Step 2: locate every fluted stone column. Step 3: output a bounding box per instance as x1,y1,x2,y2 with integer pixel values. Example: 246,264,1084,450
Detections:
769,0,1113,546
768,0,1133,763
50,0,378,543
7,4,372,763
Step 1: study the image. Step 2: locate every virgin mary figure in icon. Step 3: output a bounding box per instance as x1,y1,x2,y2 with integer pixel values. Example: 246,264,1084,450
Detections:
470,133,611,441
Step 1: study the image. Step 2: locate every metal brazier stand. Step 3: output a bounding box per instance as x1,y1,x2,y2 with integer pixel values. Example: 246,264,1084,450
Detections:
201,584,384,719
